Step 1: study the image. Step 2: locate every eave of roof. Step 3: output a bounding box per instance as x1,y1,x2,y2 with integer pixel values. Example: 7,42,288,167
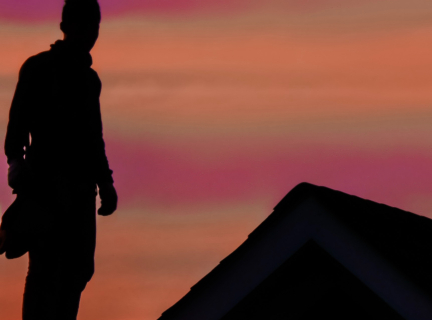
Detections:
274,183,432,295
159,183,432,319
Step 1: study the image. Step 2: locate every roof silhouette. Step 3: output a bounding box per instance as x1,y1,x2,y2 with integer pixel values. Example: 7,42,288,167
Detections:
159,183,432,320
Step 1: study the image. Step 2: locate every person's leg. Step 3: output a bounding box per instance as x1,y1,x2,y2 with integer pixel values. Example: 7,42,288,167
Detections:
22,267,57,320
56,277,89,320
23,264,89,320
22,197,59,320
22,189,96,320
50,278,88,320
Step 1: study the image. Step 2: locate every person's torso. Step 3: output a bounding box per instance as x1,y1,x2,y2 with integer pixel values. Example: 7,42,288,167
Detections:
24,50,102,184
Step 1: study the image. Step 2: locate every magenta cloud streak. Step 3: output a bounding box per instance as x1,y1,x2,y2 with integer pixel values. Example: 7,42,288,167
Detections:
0,137,428,217
105,138,432,215
0,0,358,22
0,0,251,22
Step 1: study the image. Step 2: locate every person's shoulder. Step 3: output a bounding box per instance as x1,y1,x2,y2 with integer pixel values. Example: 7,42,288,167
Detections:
89,68,100,80
19,51,53,77
89,68,102,88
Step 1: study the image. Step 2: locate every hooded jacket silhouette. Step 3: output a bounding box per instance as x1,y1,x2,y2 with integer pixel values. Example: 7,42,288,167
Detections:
5,40,113,188
3,39,115,320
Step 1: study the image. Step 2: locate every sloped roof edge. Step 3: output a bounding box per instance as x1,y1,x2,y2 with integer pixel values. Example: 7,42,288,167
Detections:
266,183,432,294
159,183,432,319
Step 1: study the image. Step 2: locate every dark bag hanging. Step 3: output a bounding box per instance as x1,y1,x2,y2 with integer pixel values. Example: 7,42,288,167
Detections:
0,193,34,259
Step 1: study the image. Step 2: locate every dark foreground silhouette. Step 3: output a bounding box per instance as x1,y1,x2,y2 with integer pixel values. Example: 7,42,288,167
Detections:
0,1,117,319
159,183,432,320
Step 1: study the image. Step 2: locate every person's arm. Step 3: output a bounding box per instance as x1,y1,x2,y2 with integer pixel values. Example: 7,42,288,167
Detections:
4,61,32,191
91,72,114,185
91,71,117,215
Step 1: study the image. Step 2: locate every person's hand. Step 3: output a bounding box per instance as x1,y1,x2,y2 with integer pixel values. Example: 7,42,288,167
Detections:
0,229,7,255
8,159,27,191
98,183,117,216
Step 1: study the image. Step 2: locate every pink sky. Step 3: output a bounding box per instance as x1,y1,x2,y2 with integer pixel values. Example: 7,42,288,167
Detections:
0,0,401,21
0,0,290,21
1,0,432,319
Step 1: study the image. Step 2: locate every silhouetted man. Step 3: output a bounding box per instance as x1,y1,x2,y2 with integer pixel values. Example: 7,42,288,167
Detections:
3,0,117,319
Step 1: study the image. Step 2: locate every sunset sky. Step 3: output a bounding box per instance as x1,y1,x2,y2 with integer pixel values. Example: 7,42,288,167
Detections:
1,0,432,319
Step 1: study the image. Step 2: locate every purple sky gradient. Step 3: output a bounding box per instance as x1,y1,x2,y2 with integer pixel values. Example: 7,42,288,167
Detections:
0,0,250,21
0,0,366,22
102,137,432,217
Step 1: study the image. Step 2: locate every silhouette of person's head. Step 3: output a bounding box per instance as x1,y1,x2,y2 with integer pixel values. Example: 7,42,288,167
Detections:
60,0,101,53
